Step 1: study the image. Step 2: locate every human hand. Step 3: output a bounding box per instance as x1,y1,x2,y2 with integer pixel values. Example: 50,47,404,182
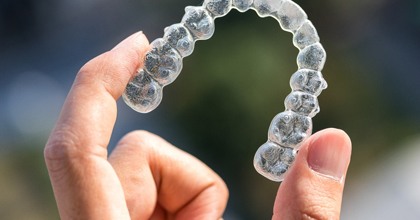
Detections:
44,32,228,219
44,32,351,220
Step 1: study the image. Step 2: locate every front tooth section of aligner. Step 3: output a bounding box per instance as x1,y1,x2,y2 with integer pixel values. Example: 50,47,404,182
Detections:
268,111,312,149
164,24,195,57
252,0,283,18
123,70,163,113
275,0,307,32
233,0,253,12
253,141,296,182
203,0,232,18
144,38,183,86
293,20,320,49
182,6,215,40
290,69,327,96
297,42,326,71
285,91,319,117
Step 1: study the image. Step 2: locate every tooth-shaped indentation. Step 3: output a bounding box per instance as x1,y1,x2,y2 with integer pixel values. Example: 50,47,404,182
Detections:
164,23,195,57
297,42,326,71
232,0,253,12
144,38,183,86
123,69,163,113
203,0,233,18
275,0,307,32
253,141,296,182
285,91,319,117
252,0,284,18
182,6,215,40
293,20,319,49
290,69,327,96
268,111,312,149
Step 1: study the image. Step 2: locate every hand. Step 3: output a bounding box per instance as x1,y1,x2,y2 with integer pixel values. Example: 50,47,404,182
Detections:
44,32,351,220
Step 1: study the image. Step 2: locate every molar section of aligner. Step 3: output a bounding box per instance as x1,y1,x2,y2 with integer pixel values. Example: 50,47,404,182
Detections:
144,38,183,86
274,0,307,32
290,69,327,96
164,23,195,57
297,42,326,71
252,0,284,18
293,20,320,49
123,69,163,113
233,0,253,12
203,0,233,18
285,91,319,117
253,141,296,182
182,6,215,40
268,111,312,149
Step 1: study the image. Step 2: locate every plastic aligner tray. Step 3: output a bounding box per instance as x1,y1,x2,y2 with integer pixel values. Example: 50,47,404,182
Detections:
123,0,328,182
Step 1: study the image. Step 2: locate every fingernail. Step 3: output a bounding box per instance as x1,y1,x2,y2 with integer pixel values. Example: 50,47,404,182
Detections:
307,134,350,181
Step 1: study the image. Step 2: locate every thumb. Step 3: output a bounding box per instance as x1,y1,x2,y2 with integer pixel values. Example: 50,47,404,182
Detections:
273,128,352,220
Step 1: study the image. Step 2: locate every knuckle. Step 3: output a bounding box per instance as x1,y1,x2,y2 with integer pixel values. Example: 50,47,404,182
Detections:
44,128,106,174
44,134,79,178
44,129,80,163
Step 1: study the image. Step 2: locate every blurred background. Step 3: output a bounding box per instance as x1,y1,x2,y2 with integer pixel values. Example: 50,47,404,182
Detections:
0,0,419,219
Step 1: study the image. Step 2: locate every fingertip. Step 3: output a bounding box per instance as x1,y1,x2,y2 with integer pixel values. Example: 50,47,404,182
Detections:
109,31,151,81
112,31,149,52
273,128,352,220
76,31,151,100
113,31,150,66
315,128,352,148
307,128,352,182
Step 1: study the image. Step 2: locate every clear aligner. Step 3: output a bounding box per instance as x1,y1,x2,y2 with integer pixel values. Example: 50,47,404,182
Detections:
123,0,328,182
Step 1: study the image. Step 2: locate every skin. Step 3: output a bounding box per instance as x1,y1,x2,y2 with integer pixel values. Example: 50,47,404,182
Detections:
44,32,352,220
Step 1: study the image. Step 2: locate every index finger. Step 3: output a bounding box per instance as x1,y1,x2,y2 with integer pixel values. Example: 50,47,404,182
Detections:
47,32,149,159
54,32,149,154
44,32,149,219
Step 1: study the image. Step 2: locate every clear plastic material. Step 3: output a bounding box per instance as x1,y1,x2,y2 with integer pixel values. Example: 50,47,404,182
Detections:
123,0,328,182
297,42,326,71
204,0,233,18
232,0,253,12
144,38,183,86
254,141,296,182
268,111,312,149
123,70,162,113
290,69,327,96
182,6,215,40
253,0,284,18
274,0,307,32
164,24,195,57
285,91,319,117
293,20,319,49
